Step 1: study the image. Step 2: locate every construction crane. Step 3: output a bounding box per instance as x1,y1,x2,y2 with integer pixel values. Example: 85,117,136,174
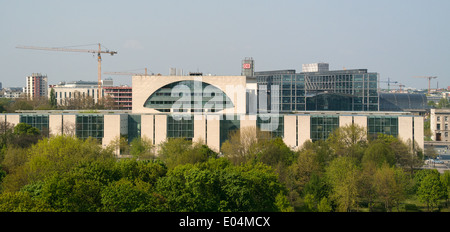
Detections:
379,78,398,91
104,68,149,76
412,76,437,95
391,83,406,92
16,43,117,100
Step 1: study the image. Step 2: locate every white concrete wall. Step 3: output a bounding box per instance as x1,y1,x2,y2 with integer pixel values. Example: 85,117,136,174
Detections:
193,114,206,144
298,115,311,148
414,116,424,151
283,115,297,148
206,114,221,152
102,114,128,150
399,116,413,147
141,114,155,144
132,75,247,115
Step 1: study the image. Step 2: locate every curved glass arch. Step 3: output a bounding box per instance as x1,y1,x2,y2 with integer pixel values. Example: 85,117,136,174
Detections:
143,80,234,112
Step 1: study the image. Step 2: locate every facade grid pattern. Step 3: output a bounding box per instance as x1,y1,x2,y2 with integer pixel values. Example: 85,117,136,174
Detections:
20,114,49,136
75,115,104,141
167,115,194,140
310,115,339,142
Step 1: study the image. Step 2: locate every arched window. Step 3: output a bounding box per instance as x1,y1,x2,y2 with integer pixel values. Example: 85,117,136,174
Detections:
143,80,234,112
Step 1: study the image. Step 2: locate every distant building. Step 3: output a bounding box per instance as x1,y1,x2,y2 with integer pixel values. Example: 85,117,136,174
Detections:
430,108,450,142
103,86,132,110
25,73,48,99
1,88,24,98
49,78,131,109
301,63,330,73
50,80,102,106
255,64,379,112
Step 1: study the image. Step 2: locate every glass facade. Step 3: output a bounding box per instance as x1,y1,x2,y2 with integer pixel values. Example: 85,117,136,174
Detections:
367,116,398,139
256,115,284,139
167,115,194,140
76,115,104,141
379,93,428,111
144,80,234,113
128,114,141,142
20,114,49,136
310,115,339,142
220,115,241,147
256,69,379,112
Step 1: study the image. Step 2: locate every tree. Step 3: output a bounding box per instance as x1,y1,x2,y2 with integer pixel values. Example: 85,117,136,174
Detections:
441,171,450,207
158,138,217,169
101,178,164,212
49,88,57,109
0,191,52,212
417,169,445,211
373,163,408,212
156,158,287,212
129,136,155,160
362,141,396,168
221,126,272,165
1,135,115,192
325,156,361,212
13,123,40,136
327,124,368,161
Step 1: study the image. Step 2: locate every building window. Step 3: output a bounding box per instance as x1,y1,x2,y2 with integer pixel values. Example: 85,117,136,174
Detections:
445,116,448,122
437,116,441,121
310,115,339,142
437,124,441,130
128,115,141,143
167,115,194,140
144,80,234,112
367,116,398,139
76,115,104,141
220,115,241,147
20,114,49,137
257,115,284,139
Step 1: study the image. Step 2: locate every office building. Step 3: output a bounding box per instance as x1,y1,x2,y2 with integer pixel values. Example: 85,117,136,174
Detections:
1,59,424,155
255,64,379,112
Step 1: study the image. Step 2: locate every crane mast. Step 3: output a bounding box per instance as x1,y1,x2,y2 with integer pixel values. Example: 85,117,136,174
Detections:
16,43,117,100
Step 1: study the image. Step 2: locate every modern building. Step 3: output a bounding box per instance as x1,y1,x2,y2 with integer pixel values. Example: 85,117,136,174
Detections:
0,59,425,155
255,64,379,112
25,73,48,99
379,93,428,115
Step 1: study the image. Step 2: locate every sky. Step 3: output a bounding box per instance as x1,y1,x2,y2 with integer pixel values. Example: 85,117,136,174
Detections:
1,0,449,90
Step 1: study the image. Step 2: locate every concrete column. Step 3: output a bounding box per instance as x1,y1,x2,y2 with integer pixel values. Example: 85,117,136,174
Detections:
283,115,297,148
298,115,311,148
154,114,167,146
141,114,155,143
413,116,424,151
49,114,63,136
339,116,353,127
398,116,413,145
206,114,221,152
194,114,206,144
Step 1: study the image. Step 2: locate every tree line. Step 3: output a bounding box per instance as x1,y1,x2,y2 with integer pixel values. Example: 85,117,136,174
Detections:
0,122,449,212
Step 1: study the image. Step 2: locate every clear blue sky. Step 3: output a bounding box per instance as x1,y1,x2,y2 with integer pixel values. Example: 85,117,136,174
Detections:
1,0,449,89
